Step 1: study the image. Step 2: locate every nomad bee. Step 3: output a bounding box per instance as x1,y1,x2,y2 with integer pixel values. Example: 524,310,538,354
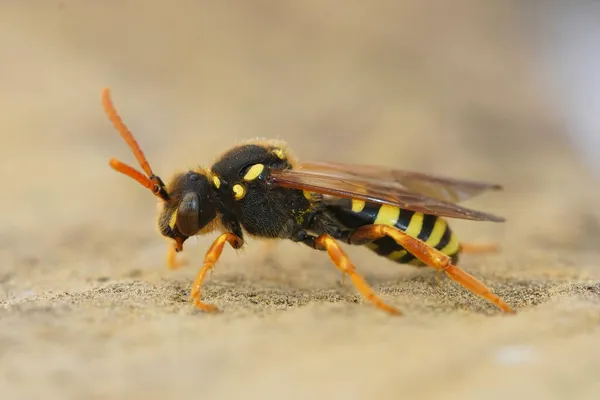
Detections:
102,88,515,315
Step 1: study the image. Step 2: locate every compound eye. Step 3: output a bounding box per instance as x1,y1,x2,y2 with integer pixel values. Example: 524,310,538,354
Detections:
176,192,200,236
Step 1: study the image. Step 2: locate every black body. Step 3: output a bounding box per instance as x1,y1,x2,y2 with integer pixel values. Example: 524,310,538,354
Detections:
157,142,461,266
211,144,311,239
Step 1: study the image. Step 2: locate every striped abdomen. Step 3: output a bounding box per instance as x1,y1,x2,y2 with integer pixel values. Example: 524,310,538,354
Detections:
325,198,461,266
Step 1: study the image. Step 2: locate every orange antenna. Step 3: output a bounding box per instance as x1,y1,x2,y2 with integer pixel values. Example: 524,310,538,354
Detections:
102,88,168,200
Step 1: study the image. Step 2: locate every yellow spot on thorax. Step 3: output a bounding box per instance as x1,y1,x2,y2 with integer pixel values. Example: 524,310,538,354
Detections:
351,199,366,213
212,175,221,189
243,164,264,181
233,184,246,200
272,148,286,160
374,205,400,226
303,190,314,200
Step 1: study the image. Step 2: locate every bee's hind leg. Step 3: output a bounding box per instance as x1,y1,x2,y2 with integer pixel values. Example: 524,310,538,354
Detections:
460,242,500,254
348,224,515,314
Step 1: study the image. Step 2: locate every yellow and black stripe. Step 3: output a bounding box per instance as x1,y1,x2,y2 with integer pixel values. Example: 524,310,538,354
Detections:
325,199,461,266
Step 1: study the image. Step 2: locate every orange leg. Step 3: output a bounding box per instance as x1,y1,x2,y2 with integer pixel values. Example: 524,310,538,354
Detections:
167,237,188,270
167,245,187,270
189,233,243,312
350,225,515,314
460,242,500,254
314,234,402,315
434,243,498,287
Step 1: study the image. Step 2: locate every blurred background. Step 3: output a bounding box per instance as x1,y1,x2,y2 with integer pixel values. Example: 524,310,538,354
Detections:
1,1,599,255
1,1,600,399
1,0,599,252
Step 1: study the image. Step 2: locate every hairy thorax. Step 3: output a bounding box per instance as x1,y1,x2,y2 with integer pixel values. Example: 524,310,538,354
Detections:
209,140,313,238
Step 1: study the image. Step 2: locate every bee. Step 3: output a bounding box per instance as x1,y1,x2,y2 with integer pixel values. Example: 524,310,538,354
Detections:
102,88,515,315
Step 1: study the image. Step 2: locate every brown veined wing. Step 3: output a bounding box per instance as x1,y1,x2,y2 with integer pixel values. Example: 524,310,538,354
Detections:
268,161,505,222
298,161,503,203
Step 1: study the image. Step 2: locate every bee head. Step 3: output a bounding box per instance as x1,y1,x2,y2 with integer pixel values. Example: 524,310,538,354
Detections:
157,171,218,250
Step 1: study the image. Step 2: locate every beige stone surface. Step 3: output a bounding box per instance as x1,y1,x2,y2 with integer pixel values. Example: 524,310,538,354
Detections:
1,2,599,399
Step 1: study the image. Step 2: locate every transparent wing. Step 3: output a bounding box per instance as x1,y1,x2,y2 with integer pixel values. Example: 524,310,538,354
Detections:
269,161,505,222
298,161,502,203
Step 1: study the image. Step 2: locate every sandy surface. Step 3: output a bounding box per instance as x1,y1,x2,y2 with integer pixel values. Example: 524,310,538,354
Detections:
2,2,600,399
